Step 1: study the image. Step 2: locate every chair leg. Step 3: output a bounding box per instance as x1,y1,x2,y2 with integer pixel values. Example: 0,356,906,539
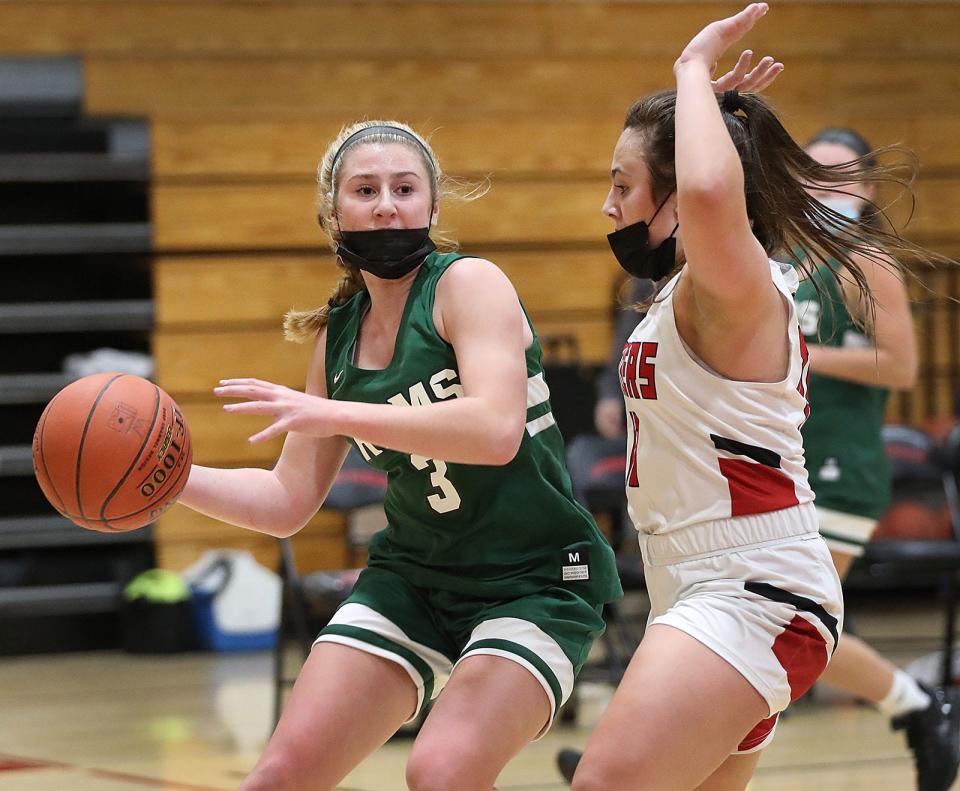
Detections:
273,591,287,728
601,602,641,682
943,570,957,688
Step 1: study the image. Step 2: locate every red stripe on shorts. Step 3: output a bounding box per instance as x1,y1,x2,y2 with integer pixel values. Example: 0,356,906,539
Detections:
737,614,829,752
738,713,779,752
773,613,829,701
718,458,799,517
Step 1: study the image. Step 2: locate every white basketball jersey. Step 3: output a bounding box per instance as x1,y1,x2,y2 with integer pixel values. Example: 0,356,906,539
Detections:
620,260,814,535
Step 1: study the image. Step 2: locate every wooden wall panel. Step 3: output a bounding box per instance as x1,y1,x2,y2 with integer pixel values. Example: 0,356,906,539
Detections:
152,117,623,179
8,0,954,567
152,177,960,252
4,3,959,60
152,180,613,250
87,57,960,119
156,507,349,573
153,116,960,180
156,330,311,395
157,314,613,400
154,251,621,325
176,401,285,466
154,255,341,326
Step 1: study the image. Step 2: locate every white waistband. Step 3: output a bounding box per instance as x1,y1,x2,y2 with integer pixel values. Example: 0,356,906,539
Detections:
638,503,820,566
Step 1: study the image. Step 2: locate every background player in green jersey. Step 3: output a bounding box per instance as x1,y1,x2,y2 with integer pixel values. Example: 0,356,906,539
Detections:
799,127,959,790
177,119,622,791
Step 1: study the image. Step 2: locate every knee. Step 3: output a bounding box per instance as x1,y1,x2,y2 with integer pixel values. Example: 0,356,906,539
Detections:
239,755,314,791
406,746,484,791
570,767,610,791
570,757,649,791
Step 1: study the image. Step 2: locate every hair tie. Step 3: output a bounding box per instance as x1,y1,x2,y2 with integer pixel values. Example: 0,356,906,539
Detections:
721,90,744,116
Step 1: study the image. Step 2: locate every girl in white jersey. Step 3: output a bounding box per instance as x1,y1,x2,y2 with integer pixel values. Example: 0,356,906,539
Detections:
565,5,944,790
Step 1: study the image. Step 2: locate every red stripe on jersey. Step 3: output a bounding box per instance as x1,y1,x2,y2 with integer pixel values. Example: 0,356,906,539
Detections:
773,613,829,702
626,411,641,488
718,458,799,516
796,329,811,419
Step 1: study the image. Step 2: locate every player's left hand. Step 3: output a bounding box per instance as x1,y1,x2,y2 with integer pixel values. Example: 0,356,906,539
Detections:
215,378,336,443
712,50,783,93
676,3,777,82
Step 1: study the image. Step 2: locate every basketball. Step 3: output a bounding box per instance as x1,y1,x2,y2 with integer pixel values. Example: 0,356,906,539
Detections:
31,373,193,532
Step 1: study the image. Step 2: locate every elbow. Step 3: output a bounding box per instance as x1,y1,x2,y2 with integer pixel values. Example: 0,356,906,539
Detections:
264,498,314,539
273,518,308,539
892,362,919,391
483,418,525,466
881,350,918,391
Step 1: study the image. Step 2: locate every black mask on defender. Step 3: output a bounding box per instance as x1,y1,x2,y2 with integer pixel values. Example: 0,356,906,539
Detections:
607,192,679,281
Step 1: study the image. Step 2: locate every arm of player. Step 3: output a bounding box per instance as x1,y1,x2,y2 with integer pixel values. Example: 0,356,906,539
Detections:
807,252,918,390
177,328,350,538
215,258,529,466
673,4,778,318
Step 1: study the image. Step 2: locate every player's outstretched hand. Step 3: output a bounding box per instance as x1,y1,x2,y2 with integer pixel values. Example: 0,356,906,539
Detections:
676,3,779,88
712,50,783,93
215,377,334,444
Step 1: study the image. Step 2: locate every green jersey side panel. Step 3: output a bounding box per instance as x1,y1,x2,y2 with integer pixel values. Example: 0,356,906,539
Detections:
325,251,622,604
795,260,890,520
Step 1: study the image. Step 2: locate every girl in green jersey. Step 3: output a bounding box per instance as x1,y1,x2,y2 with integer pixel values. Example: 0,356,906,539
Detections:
178,120,621,791
799,127,957,791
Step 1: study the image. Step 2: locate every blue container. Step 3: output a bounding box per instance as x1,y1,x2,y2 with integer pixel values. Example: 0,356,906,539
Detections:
190,588,277,652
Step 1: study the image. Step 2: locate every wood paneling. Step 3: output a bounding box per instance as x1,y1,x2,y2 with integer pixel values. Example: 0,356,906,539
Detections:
154,251,621,325
152,177,960,251
156,331,311,396
9,0,953,567
4,3,959,59
155,506,349,572
175,400,287,466
87,57,960,119
153,116,960,180
154,254,341,326
157,312,613,400
152,117,623,179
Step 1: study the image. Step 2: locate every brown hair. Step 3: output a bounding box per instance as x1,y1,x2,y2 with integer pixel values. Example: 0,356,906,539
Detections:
621,90,942,319
284,120,486,342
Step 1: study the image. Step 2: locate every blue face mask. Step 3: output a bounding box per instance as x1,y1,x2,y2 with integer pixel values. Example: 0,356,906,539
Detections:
818,195,862,221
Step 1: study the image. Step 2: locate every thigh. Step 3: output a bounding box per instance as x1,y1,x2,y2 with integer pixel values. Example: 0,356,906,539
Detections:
453,586,607,730
650,535,842,717
408,653,551,789
250,642,417,790
695,752,763,791
572,624,769,791
315,566,456,716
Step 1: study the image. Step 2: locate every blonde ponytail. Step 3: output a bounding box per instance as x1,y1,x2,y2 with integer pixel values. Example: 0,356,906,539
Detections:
283,263,366,342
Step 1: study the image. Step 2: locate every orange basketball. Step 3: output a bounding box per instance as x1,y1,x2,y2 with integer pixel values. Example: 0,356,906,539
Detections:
32,372,192,532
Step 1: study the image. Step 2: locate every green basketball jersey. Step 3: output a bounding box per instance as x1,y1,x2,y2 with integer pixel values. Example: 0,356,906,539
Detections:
324,251,622,605
794,259,890,520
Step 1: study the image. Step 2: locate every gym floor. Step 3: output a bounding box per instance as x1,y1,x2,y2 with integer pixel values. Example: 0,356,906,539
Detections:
0,590,953,790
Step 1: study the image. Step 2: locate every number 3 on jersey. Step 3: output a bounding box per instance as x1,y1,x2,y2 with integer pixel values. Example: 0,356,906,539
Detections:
410,454,462,513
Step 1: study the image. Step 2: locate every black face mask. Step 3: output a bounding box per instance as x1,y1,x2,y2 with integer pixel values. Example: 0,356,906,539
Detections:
337,227,436,280
607,193,679,281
